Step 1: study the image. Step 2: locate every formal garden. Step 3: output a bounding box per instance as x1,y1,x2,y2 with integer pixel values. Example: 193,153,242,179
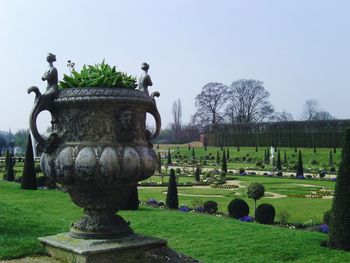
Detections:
1,138,350,262
0,57,349,262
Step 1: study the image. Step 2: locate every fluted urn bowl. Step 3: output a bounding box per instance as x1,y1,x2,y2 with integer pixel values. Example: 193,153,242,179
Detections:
29,88,161,239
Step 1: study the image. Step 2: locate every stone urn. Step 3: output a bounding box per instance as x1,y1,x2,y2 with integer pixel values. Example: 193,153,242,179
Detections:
28,87,161,239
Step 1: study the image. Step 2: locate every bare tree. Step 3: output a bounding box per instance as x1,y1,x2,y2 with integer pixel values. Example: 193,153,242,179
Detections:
300,99,335,120
194,82,229,128
270,110,294,122
226,79,274,123
172,99,182,133
301,99,320,120
313,111,335,120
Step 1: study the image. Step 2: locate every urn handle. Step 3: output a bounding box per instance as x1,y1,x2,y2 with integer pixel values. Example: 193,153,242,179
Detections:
28,86,59,153
147,105,161,140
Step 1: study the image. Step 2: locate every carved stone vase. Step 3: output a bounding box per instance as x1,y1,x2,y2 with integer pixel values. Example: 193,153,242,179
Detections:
28,88,161,239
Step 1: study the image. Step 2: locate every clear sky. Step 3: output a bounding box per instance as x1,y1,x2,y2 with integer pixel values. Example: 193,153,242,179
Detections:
1,0,349,133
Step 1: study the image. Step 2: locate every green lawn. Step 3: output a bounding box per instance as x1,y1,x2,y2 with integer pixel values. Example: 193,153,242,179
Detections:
0,181,349,262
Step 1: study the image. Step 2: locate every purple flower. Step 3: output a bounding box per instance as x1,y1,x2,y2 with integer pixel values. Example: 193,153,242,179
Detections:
179,205,191,212
194,206,204,213
318,224,329,234
147,198,158,205
331,178,337,181
239,215,254,222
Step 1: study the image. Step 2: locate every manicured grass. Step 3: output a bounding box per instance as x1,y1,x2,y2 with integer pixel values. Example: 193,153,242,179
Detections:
0,181,349,262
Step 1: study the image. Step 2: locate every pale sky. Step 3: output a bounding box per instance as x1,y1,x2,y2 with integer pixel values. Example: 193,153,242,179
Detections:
1,0,349,133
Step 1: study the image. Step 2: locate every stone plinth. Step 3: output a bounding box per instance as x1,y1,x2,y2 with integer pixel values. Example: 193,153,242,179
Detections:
39,233,167,263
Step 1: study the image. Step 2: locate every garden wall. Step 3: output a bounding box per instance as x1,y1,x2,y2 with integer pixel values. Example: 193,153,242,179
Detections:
202,119,350,147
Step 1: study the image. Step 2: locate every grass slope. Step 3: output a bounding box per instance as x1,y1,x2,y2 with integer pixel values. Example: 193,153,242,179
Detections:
0,182,349,262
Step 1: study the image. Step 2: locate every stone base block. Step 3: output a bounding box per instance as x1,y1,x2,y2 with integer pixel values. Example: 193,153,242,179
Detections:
39,233,167,263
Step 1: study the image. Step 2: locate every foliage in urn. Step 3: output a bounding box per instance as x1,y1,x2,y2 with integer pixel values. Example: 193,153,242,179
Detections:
59,60,137,89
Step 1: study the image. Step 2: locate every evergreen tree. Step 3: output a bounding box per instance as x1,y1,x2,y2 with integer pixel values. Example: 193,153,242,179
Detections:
220,144,223,151
333,147,337,154
203,138,207,151
237,145,240,152
166,169,178,209
255,145,258,152
167,149,172,165
294,146,297,153
283,151,287,164
192,147,195,158
216,150,220,165
121,185,139,210
329,150,334,166
221,150,227,172
195,164,201,182
188,144,191,150
329,128,350,250
313,146,317,153
296,150,304,177
21,135,37,189
276,150,282,171
6,154,15,181
226,148,230,159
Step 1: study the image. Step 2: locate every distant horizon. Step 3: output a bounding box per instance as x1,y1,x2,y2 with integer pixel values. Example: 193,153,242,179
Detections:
1,0,350,132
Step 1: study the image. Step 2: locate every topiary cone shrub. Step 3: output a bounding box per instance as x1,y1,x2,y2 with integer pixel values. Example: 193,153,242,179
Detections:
203,200,218,214
255,203,276,224
221,149,227,172
166,169,178,209
228,198,249,219
167,149,172,165
328,128,350,250
6,154,15,181
21,134,37,190
296,150,304,178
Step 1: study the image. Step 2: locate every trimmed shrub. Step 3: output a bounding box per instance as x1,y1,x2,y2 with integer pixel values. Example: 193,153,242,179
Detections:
167,149,172,165
276,171,283,177
296,150,304,177
5,155,15,181
166,169,178,209
195,165,201,182
21,134,37,190
324,210,333,225
329,128,350,250
203,200,218,214
276,150,282,170
247,182,265,215
228,198,249,219
255,203,276,224
221,150,227,172
36,176,57,189
121,185,139,210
